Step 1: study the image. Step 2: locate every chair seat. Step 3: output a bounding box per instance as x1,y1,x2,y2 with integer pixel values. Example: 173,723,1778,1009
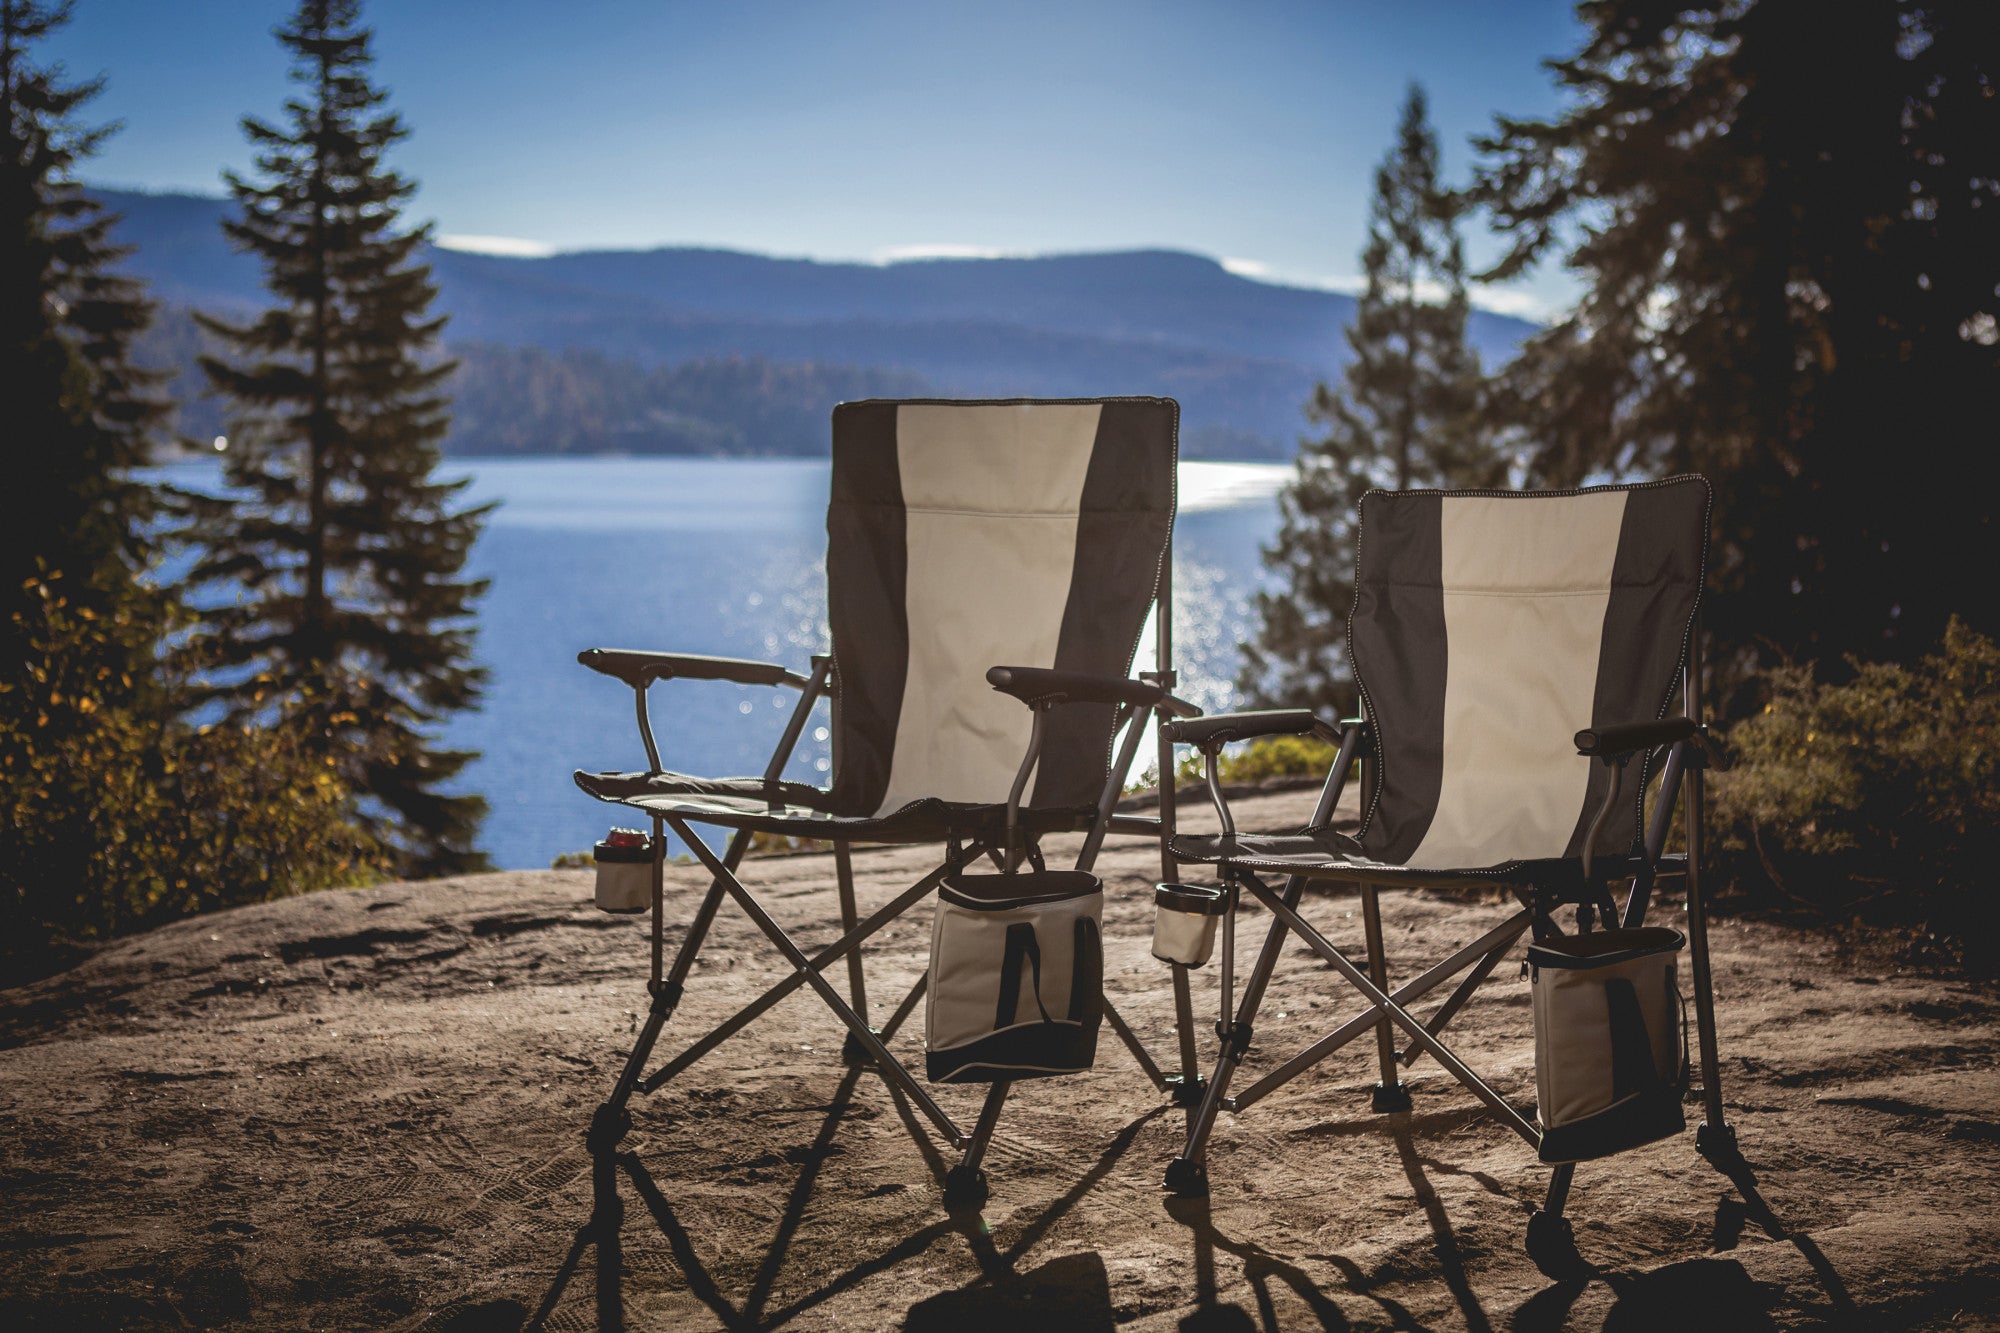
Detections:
1170,828,1661,890
574,769,1095,844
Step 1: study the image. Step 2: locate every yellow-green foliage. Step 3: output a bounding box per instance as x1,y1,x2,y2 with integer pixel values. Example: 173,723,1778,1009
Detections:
0,577,383,948
1710,617,1999,942
1176,734,1343,785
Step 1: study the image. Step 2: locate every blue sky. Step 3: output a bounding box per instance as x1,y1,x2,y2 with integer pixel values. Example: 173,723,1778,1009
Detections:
47,0,1586,318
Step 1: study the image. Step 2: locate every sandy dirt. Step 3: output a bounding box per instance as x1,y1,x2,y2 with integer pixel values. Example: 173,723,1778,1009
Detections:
4,787,1999,1332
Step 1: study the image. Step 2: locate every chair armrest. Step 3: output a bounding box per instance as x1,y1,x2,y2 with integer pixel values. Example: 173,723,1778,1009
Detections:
985,665,1201,718
1165,709,1352,750
578,648,811,690
1574,716,1696,760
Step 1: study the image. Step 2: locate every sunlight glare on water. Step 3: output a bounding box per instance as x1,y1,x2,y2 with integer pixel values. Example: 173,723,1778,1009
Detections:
165,454,1291,868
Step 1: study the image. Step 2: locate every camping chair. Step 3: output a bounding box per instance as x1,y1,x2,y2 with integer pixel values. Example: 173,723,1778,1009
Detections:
573,396,1204,1210
1158,476,1736,1274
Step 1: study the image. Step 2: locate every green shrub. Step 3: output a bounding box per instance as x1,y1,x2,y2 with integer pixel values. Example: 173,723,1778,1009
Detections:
1710,617,1999,953
1,576,382,958
1174,733,1344,785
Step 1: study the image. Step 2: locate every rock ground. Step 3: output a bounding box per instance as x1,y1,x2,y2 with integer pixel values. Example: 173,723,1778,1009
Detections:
3,788,1998,1331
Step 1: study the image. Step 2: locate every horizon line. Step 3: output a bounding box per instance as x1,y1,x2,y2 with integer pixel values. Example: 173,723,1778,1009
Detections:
90,180,1554,323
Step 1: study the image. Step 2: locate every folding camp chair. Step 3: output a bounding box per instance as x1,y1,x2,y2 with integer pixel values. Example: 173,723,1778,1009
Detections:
1158,476,1736,1274
573,397,1204,1210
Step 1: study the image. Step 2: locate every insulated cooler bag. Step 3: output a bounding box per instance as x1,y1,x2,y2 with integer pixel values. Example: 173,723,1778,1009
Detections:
925,870,1103,1083
1530,926,1688,1163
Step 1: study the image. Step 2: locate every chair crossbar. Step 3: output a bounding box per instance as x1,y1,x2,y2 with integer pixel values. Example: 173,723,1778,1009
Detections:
1174,872,1307,1165
1241,875,1541,1147
1171,966,1200,1093
1397,926,1518,1072
1226,907,1533,1113
834,841,869,1017
878,972,928,1043
639,841,977,1097
956,1081,1013,1179
669,816,971,1146
1104,991,1170,1092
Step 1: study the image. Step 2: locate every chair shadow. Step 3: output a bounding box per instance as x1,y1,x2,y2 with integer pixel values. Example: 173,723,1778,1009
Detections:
521,1140,632,1332
1599,1258,1778,1331
903,1251,1118,1333
1702,1148,1858,1325
1391,1124,1495,1333
1162,1194,1366,1333
524,1059,879,1333
523,1077,1859,1333
524,1059,1167,1332
1511,1144,1859,1332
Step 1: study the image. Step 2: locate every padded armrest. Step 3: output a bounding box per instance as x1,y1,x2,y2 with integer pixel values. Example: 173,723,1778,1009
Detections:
578,647,810,690
1165,709,1350,749
984,665,1201,718
1575,716,1696,759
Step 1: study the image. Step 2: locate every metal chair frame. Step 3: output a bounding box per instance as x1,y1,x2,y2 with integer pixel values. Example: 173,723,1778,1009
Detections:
582,556,1210,1211
1162,622,1736,1274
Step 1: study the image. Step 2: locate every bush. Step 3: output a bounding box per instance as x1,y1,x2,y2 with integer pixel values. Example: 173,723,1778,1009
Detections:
1174,733,1344,785
0,575,382,959
1710,617,2000,954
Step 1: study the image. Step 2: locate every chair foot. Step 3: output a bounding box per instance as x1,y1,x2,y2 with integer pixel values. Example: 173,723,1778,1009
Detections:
585,1101,632,1157
1163,1156,1210,1198
1525,1209,1590,1280
1371,1081,1413,1113
841,1027,883,1068
1696,1119,1739,1163
1166,1074,1207,1108
942,1164,989,1213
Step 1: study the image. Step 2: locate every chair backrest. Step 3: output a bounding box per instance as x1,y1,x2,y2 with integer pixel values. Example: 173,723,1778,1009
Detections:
825,398,1177,818
1349,477,1710,870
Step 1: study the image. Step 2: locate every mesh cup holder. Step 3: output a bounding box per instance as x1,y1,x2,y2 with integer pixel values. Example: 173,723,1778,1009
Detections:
1152,882,1227,967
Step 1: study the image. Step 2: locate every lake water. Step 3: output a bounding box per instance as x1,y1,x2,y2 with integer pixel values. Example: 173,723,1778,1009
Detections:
161,457,1294,869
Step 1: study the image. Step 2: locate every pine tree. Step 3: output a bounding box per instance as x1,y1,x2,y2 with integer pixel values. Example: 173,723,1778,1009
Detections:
183,0,491,876
1,3,381,956
1472,0,2000,685
1239,85,1500,713
0,0,168,665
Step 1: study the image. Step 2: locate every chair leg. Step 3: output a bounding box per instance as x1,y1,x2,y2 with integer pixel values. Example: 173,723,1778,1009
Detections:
1360,884,1411,1112
877,971,927,1043
1103,996,1170,1092
587,825,748,1155
1683,762,1736,1161
833,841,883,1067
1526,1163,1588,1278
944,1081,1011,1212
1165,874,1305,1196
1169,963,1205,1108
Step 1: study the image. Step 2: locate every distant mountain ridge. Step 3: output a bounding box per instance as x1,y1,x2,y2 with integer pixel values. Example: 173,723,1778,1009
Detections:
100,188,1540,458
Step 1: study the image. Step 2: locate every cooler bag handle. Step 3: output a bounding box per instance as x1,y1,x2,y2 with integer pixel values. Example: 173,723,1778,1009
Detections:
1674,972,1692,1090
997,923,1054,1028
1070,917,1102,1026
1605,977,1663,1101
